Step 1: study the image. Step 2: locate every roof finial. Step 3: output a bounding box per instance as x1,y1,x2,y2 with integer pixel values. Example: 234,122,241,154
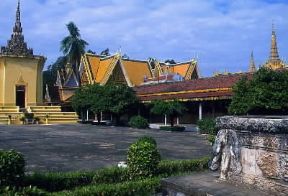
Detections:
0,0,33,56
270,22,280,61
13,0,22,35
249,51,256,72
17,0,20,22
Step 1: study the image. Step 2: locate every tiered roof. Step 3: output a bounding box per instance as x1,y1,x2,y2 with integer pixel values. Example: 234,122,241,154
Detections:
134,73,253,102
79,53,198,87
0,0,33,57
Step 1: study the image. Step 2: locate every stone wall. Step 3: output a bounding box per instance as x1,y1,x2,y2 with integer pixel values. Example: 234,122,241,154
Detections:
214,116,288,195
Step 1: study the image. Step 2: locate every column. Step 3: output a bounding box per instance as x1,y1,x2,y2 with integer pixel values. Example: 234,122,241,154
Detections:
164,115,167,126
199,102,203,120
86,109,89,121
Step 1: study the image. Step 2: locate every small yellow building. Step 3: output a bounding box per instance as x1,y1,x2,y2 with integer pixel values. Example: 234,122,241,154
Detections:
0,1,78,125
0,1,45,108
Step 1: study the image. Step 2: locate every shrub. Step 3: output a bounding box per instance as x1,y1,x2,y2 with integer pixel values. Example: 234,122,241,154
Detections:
137,136,157,146
127,137,161,179
197,118,216,135
128,116,149,129
160,126,185,132
55,177,161,196
0,150,25,187
23,157,209,193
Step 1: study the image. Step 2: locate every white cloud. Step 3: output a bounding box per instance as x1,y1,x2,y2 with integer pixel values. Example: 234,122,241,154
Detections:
0,0,288,75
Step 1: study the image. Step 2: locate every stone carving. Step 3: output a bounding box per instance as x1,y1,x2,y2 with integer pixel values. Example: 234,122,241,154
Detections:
210,129,242,180
212,116,288,195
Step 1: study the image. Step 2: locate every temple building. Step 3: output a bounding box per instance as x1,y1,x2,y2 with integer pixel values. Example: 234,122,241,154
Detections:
57,53,199,103
52,18,287,124
0,1,45,108
0,1,78,124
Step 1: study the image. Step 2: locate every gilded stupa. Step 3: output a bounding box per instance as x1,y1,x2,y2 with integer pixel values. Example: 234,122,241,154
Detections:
263,25,287,70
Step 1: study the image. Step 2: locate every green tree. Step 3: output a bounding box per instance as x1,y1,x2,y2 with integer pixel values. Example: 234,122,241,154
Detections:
100,48,110,56
71,85,92,120
71,84,138,124
151,100,186,127
61,22,88,86
43,56,67,87
104,84,138,124
228,76,251,115
229,68,288,115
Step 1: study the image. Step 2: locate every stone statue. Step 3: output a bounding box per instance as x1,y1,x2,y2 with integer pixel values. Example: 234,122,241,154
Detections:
210,129,242,180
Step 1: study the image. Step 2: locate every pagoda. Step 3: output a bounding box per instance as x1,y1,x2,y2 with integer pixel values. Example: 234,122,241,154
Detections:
263,25,287,70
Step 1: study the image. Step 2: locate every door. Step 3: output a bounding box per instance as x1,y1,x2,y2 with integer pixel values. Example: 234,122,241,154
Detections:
16,85,26,108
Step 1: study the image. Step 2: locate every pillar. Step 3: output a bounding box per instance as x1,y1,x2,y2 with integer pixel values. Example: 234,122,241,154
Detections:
199,102,203,120
164,115,167,126
86,109,89,121
212,103,215,118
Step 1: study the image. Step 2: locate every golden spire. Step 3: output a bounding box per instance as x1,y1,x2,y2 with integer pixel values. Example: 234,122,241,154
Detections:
270,23,280,62
263,23,286,70
249,51,256,72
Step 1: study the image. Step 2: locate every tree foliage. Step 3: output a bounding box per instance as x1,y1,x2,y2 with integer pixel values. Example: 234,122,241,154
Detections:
229,68,288,115
164,59,176,64
71,84,138,124
43,56,67,87
61,22,88,85
151,100,186,127
100,48,110,56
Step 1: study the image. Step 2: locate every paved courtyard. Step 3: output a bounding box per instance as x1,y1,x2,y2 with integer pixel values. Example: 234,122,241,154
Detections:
0,124,211,172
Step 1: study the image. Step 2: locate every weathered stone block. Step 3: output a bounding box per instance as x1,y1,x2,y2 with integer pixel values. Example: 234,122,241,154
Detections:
212,116,288,195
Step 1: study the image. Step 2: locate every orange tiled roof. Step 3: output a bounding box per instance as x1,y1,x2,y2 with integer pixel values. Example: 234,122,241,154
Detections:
134,73,253,102
121,59,152,86
97,56,116,83
86,54,101,81
81,53,199,87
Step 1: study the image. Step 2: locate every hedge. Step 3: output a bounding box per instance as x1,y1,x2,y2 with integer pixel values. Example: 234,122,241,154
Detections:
24,171,96,192
52,177,161,196
92,167,129,184
159,126,185,132
157,157,209,177
0,186,47,196
23,157,209,193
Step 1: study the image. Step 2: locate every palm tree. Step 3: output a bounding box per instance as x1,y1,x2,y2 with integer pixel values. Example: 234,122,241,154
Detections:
60,22,88,86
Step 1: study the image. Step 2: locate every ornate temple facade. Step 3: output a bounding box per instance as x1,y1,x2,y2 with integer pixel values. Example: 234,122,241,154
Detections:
0,1,78,124
0,1,45,107
57,53,199,103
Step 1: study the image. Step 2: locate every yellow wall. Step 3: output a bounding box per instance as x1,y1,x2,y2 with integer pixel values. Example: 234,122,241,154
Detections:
0,55,45,106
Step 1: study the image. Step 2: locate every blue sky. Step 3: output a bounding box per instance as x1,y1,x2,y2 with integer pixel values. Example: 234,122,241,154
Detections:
0,0,288,76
